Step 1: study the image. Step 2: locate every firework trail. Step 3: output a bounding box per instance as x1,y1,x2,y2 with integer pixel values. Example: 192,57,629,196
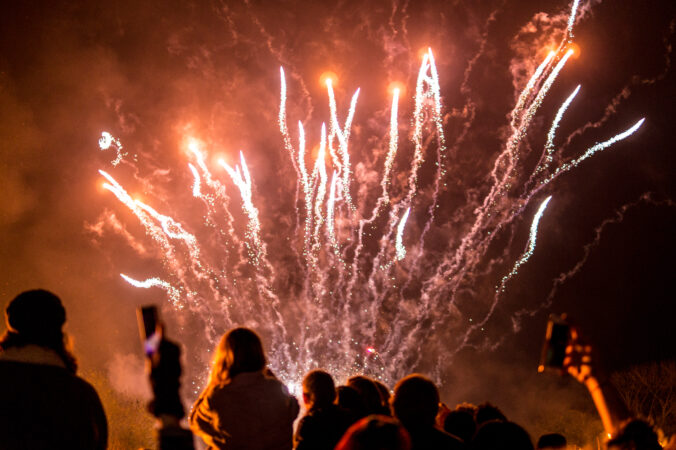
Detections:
220,152,265,267
279,67,300,178
395,207,411,261
497,196,552,294
540,118,645,187
326,79,360,210
381,88,400,205
510,193,676,333
120,274,182,306
527,84,581,187
447,195,553,357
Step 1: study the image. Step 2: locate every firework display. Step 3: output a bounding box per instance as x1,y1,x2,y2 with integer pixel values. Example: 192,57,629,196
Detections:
95,0,646,393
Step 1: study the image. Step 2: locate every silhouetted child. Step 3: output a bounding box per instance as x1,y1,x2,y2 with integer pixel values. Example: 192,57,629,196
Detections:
294,369,353,449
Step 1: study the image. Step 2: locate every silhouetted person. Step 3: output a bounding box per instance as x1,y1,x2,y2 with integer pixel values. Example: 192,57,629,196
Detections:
474,401,507,425
390,374,464,450
190,327,299,449
373,379,392,416
606,419,662,450
471,420,534,450
536,433,567,449
335,415,411,450
337,385,363,424
347,375,386,419
444,408,477,444
148,336,194,449
0,289,108,449
294,369,352,450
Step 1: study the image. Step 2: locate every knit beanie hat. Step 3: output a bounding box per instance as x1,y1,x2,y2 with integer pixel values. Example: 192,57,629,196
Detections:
5,289,66,344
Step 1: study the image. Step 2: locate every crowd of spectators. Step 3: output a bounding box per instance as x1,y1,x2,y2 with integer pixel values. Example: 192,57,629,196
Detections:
0,289,674,450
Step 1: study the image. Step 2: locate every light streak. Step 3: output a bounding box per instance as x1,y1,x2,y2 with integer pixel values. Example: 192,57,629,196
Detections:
278,67,299,175
327,78,360,210
120,274,182,306
134,200,198,246
522,49,575,128
326,171,339,251
297,121,314,259
188,163,202,197
567,0,580,40
220,152,265,266
535,84,581,177
395,207,411,261
543,118,645,185
497,196,552,293
512,52,555,128
381,87,400,204
312,124,328,252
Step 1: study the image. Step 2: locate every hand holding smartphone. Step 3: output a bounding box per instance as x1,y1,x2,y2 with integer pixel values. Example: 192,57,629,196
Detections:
137,305,162,357
538,313,571,373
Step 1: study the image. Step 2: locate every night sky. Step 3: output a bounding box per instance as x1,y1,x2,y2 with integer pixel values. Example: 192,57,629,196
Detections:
1,0,675,441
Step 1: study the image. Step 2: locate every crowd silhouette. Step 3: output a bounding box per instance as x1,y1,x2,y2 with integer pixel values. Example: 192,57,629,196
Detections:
0,289,673,450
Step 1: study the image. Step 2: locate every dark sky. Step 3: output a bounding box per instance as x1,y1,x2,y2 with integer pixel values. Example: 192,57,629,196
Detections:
0,0,674,427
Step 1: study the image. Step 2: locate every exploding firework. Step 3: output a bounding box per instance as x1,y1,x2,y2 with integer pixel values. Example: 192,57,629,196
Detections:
95,1,644,392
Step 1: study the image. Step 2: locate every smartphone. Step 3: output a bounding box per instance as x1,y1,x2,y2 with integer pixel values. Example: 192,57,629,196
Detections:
137,305,162,356
538,313,570,373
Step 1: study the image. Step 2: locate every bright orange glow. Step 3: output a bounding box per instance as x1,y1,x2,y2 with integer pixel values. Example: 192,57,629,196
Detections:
319,71,338,88
213,152,231,167
388,81,406,97
417,47,431,60
568,42,581,58
187,138,200,153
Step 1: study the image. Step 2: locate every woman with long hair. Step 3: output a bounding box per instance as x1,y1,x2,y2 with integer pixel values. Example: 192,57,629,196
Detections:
190,327,299,449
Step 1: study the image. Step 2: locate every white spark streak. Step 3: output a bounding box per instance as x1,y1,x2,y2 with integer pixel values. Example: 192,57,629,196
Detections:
523,50,575,127
134,201,197,245
327,172,338,248
497,196,552,292
220,152,265,266
512,52,555,127
544,118,645,185
381,88,400,204
567,0,580,39
536,84,581,176
188,163,202,198
313,124,328,251
395,207,411,261
327,79,360,210
120,274,182,306
279,67,298,175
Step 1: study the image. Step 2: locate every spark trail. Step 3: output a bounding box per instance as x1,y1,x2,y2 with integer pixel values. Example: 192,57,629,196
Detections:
94,0,646,391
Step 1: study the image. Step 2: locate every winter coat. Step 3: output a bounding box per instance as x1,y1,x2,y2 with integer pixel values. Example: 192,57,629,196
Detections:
190,370,300,449
0,345,108,449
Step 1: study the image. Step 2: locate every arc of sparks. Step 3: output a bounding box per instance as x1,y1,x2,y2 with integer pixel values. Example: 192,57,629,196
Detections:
543,118,645,186
120,274,182,306
533,84,581,179
326,78,360,210
99,131,126,166
498,196,553,293
220,152,265,266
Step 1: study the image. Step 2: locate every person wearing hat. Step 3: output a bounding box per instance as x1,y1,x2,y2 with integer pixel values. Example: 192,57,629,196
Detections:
0,289,108,449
